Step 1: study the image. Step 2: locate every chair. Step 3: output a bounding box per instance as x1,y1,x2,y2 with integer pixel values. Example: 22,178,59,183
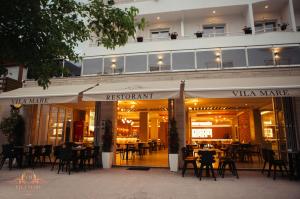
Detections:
51,145,62,170
181,147,198,177
261,148,288,180
79,147,92,171
137,143,145,158
249,144,262,162
198,150,216,181
218,146,239,178
116,144,124,160
42,145,52,165
58,147,73,175
32,145,43,168
0,144,15,170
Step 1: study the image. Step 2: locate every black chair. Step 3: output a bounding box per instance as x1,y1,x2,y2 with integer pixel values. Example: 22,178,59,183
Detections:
14,147,25,168
198,150,216,181
58,147,73,175
24,146,34,167
181,147,198,177
79,147,92,171
249,144,262,162
32,145,43,168
261,148,288,180
218,146,239,178
51,145,62,170
116,144,124,160
42,145,52,165
137,143,145,158
0,144,15,170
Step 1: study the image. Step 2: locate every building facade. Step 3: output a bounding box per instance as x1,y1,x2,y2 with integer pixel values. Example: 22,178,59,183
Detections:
1,0,300,169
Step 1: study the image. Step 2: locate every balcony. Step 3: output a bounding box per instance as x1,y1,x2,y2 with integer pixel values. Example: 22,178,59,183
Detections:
0,77,22,93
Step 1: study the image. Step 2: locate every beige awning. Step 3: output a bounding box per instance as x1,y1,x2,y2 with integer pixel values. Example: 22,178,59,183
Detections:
0,84,96,105
185,76,300,98
82,80,181,101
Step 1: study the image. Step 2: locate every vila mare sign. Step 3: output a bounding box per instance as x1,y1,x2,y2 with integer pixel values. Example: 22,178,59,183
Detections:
11,97,49,104
232,89,290,97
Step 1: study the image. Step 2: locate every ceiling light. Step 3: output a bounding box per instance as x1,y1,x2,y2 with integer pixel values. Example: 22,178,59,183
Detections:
156,16,160,20
265,5,269,9
212,10,216,14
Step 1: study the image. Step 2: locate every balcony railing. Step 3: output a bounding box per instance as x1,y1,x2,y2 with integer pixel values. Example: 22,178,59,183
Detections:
82,44,300,76
0,77,22,93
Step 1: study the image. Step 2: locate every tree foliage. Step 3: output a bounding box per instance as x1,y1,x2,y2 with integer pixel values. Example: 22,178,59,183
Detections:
0,0,143,88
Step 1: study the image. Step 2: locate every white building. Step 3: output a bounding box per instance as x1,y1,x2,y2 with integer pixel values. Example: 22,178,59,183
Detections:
1,0,300,170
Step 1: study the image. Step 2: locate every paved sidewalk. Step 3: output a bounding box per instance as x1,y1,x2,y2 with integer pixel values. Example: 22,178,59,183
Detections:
0,167,299,199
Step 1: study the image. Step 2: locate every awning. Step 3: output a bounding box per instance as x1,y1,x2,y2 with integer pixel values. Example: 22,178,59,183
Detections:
82,80,181,101
0,84,96,105
185,76,300,98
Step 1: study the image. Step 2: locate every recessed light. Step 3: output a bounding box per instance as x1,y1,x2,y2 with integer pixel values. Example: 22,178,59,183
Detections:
156,16,160,20
265,5,269,9
212,10,216,14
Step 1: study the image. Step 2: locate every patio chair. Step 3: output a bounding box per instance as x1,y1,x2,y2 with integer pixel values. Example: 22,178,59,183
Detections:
0,144,15,170
198,150,216,181
218,146,239,178
42,145,52,165
181,147,198,177
58,147,73,175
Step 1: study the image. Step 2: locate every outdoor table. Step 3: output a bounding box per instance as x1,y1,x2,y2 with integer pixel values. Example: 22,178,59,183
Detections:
123,143,136,160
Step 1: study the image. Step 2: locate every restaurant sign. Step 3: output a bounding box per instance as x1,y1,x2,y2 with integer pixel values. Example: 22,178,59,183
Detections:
105,93,154,101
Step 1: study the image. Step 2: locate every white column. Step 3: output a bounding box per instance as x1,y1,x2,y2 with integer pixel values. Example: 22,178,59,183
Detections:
289,0,297,32
180,16,185,37
248,3,255,35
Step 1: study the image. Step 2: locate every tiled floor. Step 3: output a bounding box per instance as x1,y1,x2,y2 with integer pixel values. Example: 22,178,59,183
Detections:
114,148,263,169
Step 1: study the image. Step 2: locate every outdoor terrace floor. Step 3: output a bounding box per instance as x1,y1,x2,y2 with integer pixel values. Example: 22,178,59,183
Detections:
0,167,299,199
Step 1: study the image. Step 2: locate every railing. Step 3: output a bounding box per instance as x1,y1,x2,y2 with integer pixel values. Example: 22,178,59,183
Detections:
81,44,300,76
0,77,22,92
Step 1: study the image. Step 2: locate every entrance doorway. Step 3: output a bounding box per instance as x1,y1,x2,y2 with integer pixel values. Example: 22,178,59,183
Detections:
115,100,169,167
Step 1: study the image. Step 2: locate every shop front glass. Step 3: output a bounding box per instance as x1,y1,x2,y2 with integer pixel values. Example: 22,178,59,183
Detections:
185,97,288,169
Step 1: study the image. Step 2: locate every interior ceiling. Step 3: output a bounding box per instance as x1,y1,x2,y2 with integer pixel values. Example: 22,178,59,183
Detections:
62,101,95,111
253,0,288,14
138,5,247,23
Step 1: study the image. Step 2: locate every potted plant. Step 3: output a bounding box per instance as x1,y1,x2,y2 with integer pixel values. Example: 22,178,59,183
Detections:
169,32,178,40
0,105,25,145
242,26,252,34
278,23,289,31
102,120,113,169
135,18,146,42
168,118,179,172
194,31,203,38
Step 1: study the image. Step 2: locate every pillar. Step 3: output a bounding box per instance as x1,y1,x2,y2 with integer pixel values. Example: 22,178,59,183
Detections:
252,109,263,144
289,0,297,32
139,112,149,142
248,3,255,35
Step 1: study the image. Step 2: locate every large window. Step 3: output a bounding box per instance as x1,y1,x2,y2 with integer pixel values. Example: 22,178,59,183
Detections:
172,52,195,70
203,24,225,37
222,49,247,68
151,29,170,40
247,48,274,66
255,21,277,33
149,53,171,71
125,55,147,73
82,58,103,75
275,46,300,65
104,56,124,74
196,51,220,69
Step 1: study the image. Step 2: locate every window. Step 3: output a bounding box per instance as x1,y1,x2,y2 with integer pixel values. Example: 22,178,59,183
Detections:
275,46,300,65
150,29,170,40
82,58,103,75
172,52,195,70
247,48,274,66
104,56,124,74
203,24,225,37
222,49,247,68
255,21,277,33
149,53,171,72
125,55,147,73
196,51,220,69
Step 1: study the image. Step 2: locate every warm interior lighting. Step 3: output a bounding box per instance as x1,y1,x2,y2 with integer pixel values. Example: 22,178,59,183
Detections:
192,121,213,127
157,55,163,65
156,16,160,20
111,58,116,68
216,55,221,62
212,10,216,14
274,52,280,59
265,5,269,9
261,111,272,115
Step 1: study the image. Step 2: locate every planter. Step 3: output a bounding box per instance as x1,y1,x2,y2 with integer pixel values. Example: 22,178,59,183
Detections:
170,34,177,40
169,154,179,172
102,152,113,169
243,29,252,34
195,32,203,38
137,36,143,42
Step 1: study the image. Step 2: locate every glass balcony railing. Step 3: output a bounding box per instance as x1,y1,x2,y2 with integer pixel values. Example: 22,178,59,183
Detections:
81,45,300,76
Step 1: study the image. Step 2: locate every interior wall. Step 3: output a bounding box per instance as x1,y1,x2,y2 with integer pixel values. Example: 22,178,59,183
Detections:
238,111,251,143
